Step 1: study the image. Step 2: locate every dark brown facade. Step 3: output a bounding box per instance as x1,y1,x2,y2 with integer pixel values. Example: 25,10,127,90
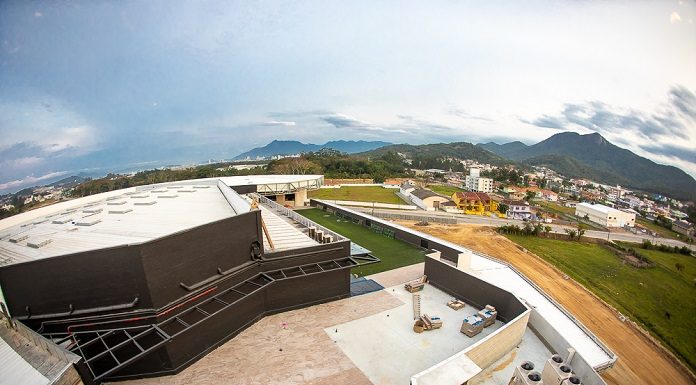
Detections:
0,209,360,383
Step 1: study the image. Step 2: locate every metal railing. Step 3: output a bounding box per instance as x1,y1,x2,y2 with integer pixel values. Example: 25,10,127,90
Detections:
249,193,347,243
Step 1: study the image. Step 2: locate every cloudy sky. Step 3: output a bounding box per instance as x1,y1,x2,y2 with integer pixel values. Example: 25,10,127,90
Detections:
1,0,695,193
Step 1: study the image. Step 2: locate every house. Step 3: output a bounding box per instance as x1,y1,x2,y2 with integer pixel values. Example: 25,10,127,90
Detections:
399,181,418,196
409,188,451,211
673,220,694,239
503,200,532,220
452,192,500,216
522,187,558,202
575,202,636,228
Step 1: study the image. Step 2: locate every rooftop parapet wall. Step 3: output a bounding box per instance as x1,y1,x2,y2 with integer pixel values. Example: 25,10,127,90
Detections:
310,199,617,370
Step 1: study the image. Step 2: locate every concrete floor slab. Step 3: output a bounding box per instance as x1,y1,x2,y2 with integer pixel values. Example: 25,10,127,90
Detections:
115,290,403,385
325,284,504,385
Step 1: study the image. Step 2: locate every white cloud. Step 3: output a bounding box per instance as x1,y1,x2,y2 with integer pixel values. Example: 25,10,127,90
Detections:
264,120,296,126
34,11,43,18
670,11,682,23
0,171,69,191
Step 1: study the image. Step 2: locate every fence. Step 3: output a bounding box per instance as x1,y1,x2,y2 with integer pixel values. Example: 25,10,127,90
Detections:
250,193,347,243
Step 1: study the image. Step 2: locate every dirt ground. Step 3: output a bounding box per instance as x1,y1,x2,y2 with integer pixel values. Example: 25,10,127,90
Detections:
396,221,695,385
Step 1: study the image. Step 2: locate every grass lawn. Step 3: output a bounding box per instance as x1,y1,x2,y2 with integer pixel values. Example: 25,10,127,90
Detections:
536,200,575,215
505,235,696,371
427,184,464,197
308,186,405,205
636,218,683,241
297,208,426,276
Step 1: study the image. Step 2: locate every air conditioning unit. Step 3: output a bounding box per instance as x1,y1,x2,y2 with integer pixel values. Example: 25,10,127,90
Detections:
542,354,573,385
561,375,581,385
508,362,542,385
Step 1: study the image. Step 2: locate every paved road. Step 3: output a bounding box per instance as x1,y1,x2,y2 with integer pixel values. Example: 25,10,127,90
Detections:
352,206,696,251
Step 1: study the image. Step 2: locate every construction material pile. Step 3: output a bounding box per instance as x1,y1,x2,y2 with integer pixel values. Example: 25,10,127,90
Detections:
460,314,484,337
478,305,497,327
447,299,465,310
404,275,427,293
413,314,443,333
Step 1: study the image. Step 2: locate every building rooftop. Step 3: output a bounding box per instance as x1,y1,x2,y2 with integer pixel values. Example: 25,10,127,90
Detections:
411,188,444,200
315,202,615,368
0,184,235,266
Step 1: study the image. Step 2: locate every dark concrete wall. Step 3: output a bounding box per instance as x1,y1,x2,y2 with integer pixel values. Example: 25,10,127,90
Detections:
0,245,150,320
311,200,528,322
424,257,527,322
0,212,262,327
140,211,262,308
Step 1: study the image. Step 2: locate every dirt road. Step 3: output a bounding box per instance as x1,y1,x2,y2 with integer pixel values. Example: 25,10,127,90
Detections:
397,221,695,385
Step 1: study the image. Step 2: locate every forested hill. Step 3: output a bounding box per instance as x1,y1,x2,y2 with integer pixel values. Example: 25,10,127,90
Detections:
479,132,696,200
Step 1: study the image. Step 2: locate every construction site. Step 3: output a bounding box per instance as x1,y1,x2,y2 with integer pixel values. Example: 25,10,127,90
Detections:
0,175,689,385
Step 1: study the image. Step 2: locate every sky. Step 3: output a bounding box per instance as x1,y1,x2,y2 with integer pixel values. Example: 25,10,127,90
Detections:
0,0,695,194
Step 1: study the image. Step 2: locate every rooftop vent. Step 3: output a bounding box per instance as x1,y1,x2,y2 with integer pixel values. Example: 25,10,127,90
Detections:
52,217,73,224
27,238,52,249
166,186,182,189
158,194,178,199
9,234,29,243
32,219,48,225
76,218,101,226
193,185,210,189
84,202,101,207
106,196,124,201
83,208,103,214
177,189,196,193
129,195,149,199
521,362,535,371
150,189,167,193
107,201,127,206
109,208,133,214
551,354,564,364
134,200,157,206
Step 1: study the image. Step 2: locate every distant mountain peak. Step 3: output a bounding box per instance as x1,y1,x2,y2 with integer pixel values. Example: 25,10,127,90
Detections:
480,131,696,200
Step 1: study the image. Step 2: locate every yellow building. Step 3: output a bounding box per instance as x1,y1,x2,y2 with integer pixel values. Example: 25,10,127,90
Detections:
452,192,500,216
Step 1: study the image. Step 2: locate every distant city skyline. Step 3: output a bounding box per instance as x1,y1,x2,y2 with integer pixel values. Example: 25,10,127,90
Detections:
1,0,695,193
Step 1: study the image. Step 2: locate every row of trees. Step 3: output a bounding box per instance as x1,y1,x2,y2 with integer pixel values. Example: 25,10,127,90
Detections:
268,150,410,182
497,222,588,241
640,240,692,255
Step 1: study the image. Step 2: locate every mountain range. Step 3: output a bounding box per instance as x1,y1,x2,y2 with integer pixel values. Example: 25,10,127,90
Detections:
479,132,696,200
233,140,391,160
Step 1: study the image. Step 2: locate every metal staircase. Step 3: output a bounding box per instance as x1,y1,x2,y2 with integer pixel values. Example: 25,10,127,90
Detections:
56,254,380,383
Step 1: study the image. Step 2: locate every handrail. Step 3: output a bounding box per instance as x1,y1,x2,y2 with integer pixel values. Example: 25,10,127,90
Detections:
249,193,347,243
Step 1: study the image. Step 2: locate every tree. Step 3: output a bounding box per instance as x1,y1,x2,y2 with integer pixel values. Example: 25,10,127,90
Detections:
675,262,685,272
576,224,586,240
525,191,536,202
271,158,322,175
498,203,509,215
543,226,552,236
564,228,577,239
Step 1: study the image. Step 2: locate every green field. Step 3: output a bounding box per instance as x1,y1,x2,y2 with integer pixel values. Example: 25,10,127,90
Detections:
427,184,463,197
298,208,426,276
308,186,404,204
534,201,605,231
505,235,696,371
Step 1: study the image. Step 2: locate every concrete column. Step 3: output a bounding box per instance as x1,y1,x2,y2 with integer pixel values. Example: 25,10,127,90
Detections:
294,189,308,206
457,251,472,270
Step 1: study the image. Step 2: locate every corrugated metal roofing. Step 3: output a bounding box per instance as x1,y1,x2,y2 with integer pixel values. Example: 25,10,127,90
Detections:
0,335,50,385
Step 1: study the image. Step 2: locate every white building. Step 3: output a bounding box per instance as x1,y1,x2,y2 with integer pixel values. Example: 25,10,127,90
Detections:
464,168,493,193
575,202,636,228
503,200,532,220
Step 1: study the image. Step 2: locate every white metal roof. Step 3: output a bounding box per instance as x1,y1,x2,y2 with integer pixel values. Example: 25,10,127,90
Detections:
0,336,49,385
314,200,615,368
0,185,235,266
